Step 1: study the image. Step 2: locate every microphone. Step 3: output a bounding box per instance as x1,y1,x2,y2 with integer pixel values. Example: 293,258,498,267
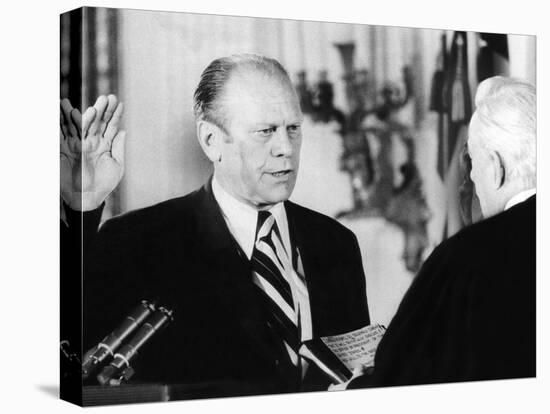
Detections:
97,306,174,385
82,300,156,380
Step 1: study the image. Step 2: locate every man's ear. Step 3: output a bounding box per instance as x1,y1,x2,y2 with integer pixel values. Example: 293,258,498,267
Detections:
196,120,223,163
488,150,506,190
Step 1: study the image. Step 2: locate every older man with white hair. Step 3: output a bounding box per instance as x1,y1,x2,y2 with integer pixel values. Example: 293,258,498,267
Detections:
348,76,536,388
468,76,536,217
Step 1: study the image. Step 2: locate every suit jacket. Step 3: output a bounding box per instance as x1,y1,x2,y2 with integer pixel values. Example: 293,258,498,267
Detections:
350,195,536,388
71,179,370,396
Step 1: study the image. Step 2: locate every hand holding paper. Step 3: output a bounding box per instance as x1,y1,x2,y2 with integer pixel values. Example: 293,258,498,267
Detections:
300,323,386,387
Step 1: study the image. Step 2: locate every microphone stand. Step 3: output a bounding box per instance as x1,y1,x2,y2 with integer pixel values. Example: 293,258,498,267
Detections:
96,306,174,385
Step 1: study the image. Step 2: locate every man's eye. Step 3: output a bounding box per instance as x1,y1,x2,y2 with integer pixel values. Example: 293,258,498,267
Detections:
258,127,276,136
288,125,301,134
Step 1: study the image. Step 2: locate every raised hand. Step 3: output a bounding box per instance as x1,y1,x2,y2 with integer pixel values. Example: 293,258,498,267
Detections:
60,95,126,211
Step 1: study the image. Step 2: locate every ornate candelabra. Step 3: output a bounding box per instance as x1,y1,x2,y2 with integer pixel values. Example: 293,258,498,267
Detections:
295,42,431,273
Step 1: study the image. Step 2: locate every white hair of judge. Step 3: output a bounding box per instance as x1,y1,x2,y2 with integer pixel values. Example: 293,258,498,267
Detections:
468,76,536,217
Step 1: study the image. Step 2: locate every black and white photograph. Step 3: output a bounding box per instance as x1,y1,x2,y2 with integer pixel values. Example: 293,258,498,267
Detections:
1,0,548,413
57,4,538,407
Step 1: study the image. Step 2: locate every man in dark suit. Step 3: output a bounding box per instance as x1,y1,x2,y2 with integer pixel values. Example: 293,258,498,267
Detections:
61,54,370,396
347,76,536,388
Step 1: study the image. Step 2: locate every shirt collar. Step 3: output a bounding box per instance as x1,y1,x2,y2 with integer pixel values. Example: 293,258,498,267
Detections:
211,175,291,260
504,188,536,211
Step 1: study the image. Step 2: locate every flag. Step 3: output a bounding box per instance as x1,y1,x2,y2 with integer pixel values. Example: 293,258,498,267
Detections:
430,31,474,239
444,32,472,174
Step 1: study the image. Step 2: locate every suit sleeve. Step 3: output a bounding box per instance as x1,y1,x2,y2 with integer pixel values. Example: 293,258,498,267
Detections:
63,203,149,351
346,231,371,327
60,203,105,378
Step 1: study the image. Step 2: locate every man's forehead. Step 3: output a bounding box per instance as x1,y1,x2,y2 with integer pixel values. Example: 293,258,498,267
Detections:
224,68,295,97
218,69,301,122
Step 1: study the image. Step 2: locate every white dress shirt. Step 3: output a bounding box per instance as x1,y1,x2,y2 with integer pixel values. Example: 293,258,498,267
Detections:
211,176,313,348
504,188,536,211
212,176,292,261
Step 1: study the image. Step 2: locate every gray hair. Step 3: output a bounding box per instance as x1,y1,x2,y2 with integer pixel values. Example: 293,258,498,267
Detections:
469,76,536,188
193,54,293,131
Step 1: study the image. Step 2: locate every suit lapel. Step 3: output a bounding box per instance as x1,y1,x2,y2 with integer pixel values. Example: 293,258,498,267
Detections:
285,201,349,338
193,179,290,366
284,201,324,337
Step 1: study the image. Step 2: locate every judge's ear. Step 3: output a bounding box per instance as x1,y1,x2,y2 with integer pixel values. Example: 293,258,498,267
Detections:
488,150,506,190
196,120,225,163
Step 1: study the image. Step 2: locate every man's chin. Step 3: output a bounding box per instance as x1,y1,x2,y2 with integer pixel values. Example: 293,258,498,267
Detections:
256,187,294,207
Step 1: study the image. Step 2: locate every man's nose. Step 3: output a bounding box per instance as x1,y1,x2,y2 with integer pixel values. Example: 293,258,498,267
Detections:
271,128,294,157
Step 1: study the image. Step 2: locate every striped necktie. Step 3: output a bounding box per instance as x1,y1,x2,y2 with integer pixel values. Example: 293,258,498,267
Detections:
251,210,300,367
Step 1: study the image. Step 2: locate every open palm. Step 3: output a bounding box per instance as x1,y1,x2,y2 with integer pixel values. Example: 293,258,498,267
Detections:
60,95,126,211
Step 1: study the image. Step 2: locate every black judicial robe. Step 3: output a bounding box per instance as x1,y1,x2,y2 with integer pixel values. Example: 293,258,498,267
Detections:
66,179,370,396
351,195,536,388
